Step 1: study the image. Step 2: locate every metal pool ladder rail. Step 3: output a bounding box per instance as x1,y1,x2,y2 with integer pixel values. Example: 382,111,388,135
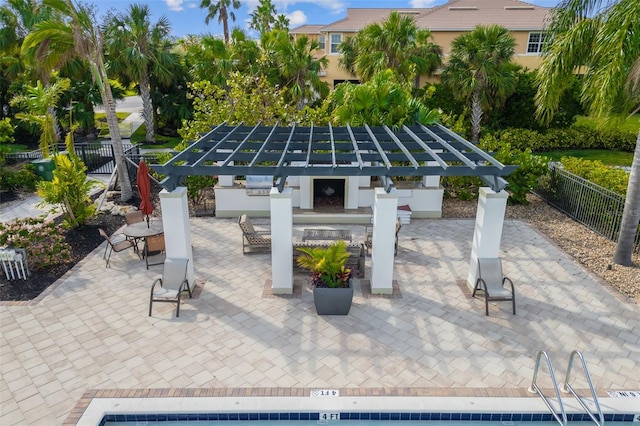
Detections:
529,351,567,426
562,350,604,426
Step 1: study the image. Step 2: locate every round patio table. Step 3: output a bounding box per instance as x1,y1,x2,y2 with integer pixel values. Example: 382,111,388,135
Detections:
122,219,164,238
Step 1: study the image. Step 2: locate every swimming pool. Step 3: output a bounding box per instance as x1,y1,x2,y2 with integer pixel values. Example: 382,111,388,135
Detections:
76,396,639,426
102,414,636,425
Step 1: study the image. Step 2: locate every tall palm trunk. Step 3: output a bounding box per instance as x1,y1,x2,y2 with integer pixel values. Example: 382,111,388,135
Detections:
150,80,160,133
94,58,133,201
221,6,230,44
612,130,640,265
470,89,482,143
139,74,155,143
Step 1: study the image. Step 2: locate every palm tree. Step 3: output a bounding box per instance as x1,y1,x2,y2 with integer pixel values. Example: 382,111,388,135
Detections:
262,30,329,109
23,0,133,201
441,25,518,142
181,34,234,85
331,70,438,128
535,0,640,266
1,0,60,129
338,11,442,85
199,0,241,44
10,79,70,157
103,4,177,143
249,0,277,35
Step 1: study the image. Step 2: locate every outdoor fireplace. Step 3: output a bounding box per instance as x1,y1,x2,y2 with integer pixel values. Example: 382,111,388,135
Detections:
313,178,345,209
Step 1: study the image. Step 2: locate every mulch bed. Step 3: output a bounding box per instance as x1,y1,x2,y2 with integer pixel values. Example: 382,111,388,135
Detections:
0,212,126,301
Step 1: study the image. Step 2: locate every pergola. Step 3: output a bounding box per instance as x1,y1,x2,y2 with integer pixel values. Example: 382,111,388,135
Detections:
153,122,516,193
152,123,516,295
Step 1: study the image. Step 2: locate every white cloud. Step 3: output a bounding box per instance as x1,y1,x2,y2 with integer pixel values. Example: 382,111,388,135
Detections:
165,0,184,12
286,10,307,27
410,0,439,7
253,0,345,15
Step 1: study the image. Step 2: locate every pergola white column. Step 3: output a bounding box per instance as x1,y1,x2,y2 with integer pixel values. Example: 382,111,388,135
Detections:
270,187,293,294
423,152,442,188
467,187,509,289
371,187,399,294
159,187,195,286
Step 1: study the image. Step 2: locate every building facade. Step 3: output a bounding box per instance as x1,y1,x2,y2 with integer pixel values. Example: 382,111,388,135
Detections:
290,0,552,88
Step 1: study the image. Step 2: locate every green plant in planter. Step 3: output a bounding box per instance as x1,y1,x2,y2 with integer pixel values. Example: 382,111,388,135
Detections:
296,240,352,288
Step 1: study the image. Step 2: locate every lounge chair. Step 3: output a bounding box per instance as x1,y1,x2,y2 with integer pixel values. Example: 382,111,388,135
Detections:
472,257,516,316
364,217,402,255
144,234,166,269
238,214,271,254
99,228,135,268
149,258,192,317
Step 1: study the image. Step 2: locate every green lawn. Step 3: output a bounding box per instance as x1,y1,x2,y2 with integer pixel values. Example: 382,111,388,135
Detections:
130,125,182,148
537,149,634,166
2,143,30,153
575,113,640,133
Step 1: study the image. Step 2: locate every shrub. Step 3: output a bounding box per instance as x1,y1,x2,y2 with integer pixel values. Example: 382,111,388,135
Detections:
186,175,217,207
36,153,98,228
492,126,636,152
441,175,483,200
0,217,71,269
560,157,629,196
480,135,550,205
0,164,40,192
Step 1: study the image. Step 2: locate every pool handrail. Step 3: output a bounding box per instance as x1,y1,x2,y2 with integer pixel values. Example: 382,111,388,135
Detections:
562,350,605,426
528,350,568,426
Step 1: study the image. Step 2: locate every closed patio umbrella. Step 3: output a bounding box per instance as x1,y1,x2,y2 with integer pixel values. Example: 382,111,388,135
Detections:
137,160,153,227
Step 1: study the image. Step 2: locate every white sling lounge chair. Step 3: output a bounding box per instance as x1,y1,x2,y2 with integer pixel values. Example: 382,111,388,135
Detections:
149,258,192,317
472,257,516,316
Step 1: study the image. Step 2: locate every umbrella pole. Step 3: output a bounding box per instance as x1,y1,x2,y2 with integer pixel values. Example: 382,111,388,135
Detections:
146,215,150,228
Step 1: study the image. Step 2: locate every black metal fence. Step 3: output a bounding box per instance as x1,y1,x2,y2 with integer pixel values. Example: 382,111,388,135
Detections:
535,165,640,252
5,142,136,174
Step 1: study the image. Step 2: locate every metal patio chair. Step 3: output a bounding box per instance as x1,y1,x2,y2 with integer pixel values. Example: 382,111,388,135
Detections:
149,258,191,317
472,257,516,316
99,228,135,268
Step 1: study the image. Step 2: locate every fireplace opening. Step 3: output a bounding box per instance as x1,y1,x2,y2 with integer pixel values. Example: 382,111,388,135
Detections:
313,178,345,210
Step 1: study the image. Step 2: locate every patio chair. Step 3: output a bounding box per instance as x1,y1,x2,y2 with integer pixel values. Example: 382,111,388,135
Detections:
125,210,145,225
124,210,145,251
144,234,166,269
99,228,135,268
149,258,192,317
364,217,402,255
472,257,516,316
238,214,271,254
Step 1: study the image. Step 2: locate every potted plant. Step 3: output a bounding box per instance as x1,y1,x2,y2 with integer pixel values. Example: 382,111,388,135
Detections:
296,240,354,315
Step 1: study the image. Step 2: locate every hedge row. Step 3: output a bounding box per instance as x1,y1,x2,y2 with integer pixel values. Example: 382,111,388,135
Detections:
559,157,629,196
492,125,637,153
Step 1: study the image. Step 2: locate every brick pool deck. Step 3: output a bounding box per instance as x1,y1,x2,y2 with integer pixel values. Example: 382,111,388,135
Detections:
1,217,638,424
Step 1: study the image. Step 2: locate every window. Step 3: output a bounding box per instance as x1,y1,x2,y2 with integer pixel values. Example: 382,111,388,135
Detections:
318,35,325,51
330,33,342,54
527,32,546,54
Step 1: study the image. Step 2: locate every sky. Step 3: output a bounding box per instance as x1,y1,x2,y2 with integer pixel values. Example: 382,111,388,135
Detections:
91,0,560,39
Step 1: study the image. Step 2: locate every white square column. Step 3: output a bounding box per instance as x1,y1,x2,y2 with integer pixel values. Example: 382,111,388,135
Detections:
371,187,399,294
159,187,195,287
270,187,293,294
299,177,312,209
467,187,509,289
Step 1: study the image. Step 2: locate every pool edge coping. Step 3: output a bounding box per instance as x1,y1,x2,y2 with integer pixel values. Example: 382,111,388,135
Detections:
64,387,640,426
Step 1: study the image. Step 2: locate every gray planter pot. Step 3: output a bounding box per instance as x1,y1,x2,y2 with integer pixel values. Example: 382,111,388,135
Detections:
312,278,353,315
